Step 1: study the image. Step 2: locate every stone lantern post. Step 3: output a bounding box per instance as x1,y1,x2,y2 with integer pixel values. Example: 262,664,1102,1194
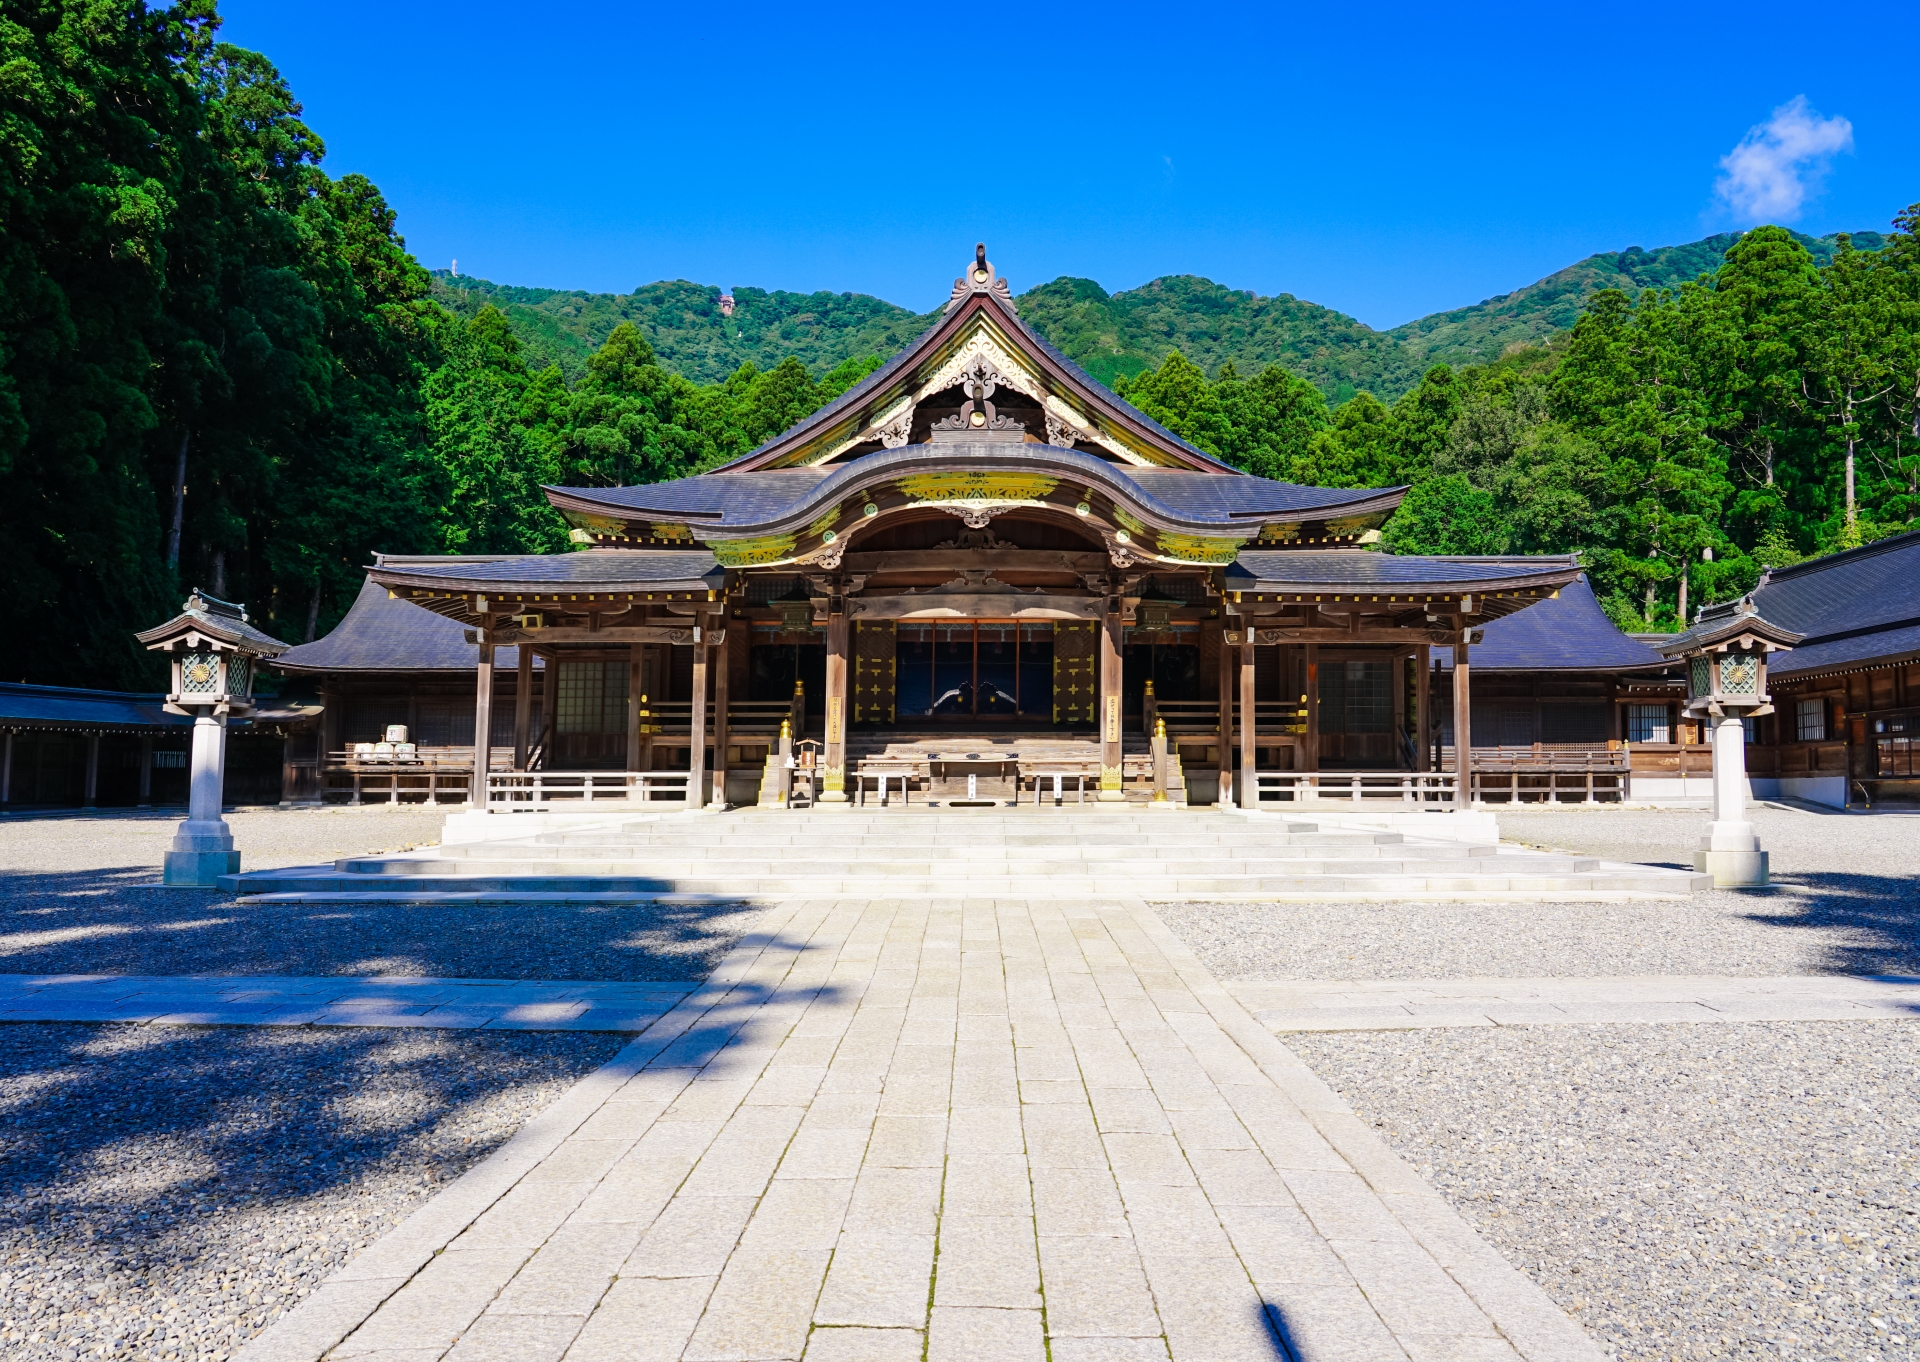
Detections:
136,591,291,886
1657,598,1801,887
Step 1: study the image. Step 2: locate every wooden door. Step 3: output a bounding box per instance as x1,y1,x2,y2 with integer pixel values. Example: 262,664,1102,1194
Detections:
853,620,896,726
1054,621,1098,725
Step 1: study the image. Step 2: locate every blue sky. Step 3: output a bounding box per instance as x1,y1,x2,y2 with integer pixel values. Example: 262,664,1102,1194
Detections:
223,0,1920,329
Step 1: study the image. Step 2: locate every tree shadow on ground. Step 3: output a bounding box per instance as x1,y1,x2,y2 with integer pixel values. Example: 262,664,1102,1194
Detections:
0,866,767,982
0,963,839,1350
1736,868,1920,977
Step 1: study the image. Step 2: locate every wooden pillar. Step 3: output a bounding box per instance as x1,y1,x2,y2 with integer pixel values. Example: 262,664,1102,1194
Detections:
710,624,730,809
470,642,495,808
626,643,645,772
319,686,339,767
84,734,99,809
1216,628,1236,808
539,651,559,769
689,620,710,806
1303,643,1320,773
1239,640,1257,808
821,603,849,802
1415,645,1431,772
1099,600,1124,800
1452,637,1472,806
514,646,533,771
139,734,153,806
1,731,11,805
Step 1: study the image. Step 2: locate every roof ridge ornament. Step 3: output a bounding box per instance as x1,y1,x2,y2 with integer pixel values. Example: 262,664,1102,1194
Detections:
945,242,1017,314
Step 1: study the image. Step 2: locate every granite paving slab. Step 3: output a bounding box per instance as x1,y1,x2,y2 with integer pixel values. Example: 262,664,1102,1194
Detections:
234,898,1605,1362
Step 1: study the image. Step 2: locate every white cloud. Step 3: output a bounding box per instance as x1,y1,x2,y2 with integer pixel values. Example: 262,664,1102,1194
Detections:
1715,96,1854,223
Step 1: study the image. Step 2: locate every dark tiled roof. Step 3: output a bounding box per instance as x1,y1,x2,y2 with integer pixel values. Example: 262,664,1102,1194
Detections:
370,550,723,591
1124,470,1406,519
0,683,184,732
1228,551,1583,591
276,578,536,674
1436,577,1669,672
550,471,833,523
1754,530,1920,677
555,446,1400,536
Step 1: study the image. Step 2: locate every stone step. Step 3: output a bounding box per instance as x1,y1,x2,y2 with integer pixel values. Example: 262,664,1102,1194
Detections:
226,869,1699,899
338,854,1585,880
508,833,1415,856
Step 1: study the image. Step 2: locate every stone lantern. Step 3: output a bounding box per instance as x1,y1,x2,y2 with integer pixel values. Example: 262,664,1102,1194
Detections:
136,591,291,886
1658,597,1801,887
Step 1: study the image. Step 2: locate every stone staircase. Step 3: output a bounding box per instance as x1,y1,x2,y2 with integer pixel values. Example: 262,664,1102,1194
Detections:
223,807,1709,902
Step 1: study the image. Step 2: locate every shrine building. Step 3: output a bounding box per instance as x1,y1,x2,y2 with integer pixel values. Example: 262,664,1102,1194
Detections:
280,246,1591,812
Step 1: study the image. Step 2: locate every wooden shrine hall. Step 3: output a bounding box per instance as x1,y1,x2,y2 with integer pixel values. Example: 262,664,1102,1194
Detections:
345,246,1585,811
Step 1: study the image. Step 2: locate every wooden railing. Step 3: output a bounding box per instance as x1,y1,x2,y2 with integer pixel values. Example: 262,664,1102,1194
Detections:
1148,699,1306,737
1251,771,1460,805
1464,745,1631,804
485,770,693,809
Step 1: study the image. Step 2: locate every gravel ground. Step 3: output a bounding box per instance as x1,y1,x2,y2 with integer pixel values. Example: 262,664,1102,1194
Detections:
1291,1022,1920,1362
0,807,761,982
0,1021,625,1362
1156,804,1920,980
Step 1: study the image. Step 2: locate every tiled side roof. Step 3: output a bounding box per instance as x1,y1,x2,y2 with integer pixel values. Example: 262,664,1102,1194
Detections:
0,683,184,731
275,578,535,674
370,550,724,590
1773,620,1920,679
1228,551,1582,589
1436,577,1669,672
1753,530,1920,636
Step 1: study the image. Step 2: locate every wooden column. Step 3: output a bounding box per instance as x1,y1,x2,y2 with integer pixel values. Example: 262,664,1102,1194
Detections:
84,734,99,809
710,624,730,809
319,686,339,768
1452,636,1472,805
626,644,645,772
539,651,559,768
821,603,849,802
1415,645,1431,772
1215,628,1236,808
138,734,153,806
514,646,533,771
1,731,11,805
1239,640,1257,809
1098,600,1124,800
689,620,710,806
470,642,495,808
1303,644,1320,773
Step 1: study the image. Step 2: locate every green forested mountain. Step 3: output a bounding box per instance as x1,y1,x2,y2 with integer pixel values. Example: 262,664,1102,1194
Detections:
439,228,1883,404
432,275,929,385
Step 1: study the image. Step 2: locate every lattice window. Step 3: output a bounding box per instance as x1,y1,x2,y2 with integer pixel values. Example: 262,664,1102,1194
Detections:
555,662,628,735
1627,704,1670,744
1720,653,1758,695
179,652,221,695
1795,698,1825,742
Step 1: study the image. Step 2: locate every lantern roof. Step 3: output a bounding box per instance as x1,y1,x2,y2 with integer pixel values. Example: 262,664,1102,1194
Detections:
1657,596,1802,659
135,590,292,657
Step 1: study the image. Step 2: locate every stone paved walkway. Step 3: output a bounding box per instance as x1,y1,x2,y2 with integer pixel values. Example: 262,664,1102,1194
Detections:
0,973,695,1031
1230,974,1920,1032
237,897,1602,1362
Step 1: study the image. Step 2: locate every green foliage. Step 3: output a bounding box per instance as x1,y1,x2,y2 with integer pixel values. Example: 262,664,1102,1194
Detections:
1380,476,1505,555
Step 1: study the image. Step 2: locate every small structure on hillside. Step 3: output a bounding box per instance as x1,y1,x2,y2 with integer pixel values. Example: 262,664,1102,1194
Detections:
136,592,289,886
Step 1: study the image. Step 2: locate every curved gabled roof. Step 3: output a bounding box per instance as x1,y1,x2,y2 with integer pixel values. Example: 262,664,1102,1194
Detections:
1228,552,1585,616
705,250,1234,473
